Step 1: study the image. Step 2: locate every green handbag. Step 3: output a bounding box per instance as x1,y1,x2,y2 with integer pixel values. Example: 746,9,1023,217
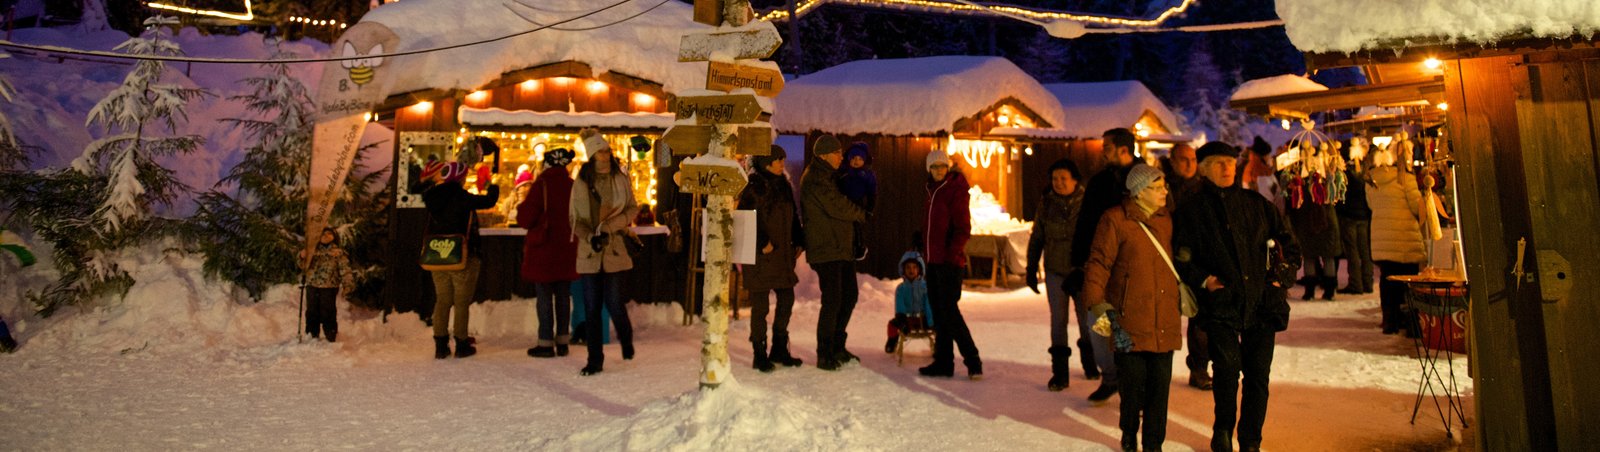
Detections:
420,214,471,271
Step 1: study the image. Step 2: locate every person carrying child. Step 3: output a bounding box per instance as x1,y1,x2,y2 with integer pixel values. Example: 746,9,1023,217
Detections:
837,141,877,260
298,229,354,343
886,251,935,353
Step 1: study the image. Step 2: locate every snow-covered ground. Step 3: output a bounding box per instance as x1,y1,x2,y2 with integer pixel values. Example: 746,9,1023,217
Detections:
0,245,1473,451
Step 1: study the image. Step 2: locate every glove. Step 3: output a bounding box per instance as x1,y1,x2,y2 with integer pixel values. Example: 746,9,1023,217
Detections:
1108,311,1134,353
1025,267,1040,294
590,232,609,253
1089,302,1114,320
1092,314,1112,337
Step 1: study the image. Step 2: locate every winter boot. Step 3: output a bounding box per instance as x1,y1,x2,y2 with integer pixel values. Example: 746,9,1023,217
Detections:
918,361,954,378
753,341,775,373
622,342,635,360
1047,346,1072,391
556,344,570,357
326,332,337,343
769,337,802,367
528,346,556,358
0,334,16,354
433,336,451,360
1078,338,1101,380
884,336,898,354
1087,383,1118,406
454,336,477,359
1320,276,1337,300
967,360,984,381
580,363,603,376
1300,278,1316,300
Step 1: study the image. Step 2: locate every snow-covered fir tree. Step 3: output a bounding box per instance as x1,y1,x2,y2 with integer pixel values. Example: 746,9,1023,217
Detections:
74,16,208,235
190,39,390,303
0,51,24,172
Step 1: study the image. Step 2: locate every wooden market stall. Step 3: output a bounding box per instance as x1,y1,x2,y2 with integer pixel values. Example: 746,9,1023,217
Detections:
352,0,711,313
1272,0,1600,447
774,56,1070,280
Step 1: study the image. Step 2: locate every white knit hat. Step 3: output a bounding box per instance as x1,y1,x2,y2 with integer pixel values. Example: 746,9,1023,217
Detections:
926,150,953,171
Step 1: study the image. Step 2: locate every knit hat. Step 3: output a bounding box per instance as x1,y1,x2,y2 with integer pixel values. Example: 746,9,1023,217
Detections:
579,128,609,155
926,149,953,171
436,162,469,183
419,159,446,183
543,147,575,167
629,135,651,153
1196,141,1240,164
1125,164,1164,194
753,145,787,170
1250,136,1272,156
813,134,843,157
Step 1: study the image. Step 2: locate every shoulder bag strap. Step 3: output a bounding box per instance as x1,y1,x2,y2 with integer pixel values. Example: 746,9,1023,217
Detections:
1137,222,1181,280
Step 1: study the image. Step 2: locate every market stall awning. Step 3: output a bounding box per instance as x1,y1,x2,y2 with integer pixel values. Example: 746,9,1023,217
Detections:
458,107,674,130
1228,77,1445,119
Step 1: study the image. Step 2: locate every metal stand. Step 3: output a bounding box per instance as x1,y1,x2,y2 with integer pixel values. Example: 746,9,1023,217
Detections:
1403,282,1472,439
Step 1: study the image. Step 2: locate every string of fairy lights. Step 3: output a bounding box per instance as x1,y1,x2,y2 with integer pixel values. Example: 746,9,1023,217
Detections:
758,0,1199,27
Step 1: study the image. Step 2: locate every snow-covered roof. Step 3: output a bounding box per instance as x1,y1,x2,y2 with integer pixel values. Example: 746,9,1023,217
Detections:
772,56,1068,136
358,0,711,96
1043,81,1183,139
459,107,674,129
1230,74,1329,101
1276,0,1600,54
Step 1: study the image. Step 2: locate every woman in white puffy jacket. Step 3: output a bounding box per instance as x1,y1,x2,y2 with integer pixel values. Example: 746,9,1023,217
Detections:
1365,144,1427,336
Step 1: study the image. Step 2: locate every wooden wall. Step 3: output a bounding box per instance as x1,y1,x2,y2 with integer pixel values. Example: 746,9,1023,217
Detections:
1448,49,1600,449
799,133,939,278
1019,139,1104,220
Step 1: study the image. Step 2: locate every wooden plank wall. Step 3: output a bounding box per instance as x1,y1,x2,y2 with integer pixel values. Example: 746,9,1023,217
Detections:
1513,53,1600,449
1019,139,1104,220
1448,54,1544,450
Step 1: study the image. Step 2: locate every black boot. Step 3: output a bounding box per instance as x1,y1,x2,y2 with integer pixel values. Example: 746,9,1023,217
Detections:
326,331,337,343
1087,383,1118,406
454,336,476,358
622,342,635,360
528,346,556,358
0,335,17,354
1300,279,1316,300
556,344,570,357
769,337,802,367
1047,346,1072,391
433,336,450,360
1078,338,1100,380
1320,276,1337,300
918,361,954,377
753,341,775,373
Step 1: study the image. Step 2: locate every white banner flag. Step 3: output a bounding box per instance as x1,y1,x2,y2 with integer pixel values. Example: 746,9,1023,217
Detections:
303,22,400,266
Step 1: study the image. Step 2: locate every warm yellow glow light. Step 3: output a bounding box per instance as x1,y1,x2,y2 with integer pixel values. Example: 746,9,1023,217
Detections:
520,79,539,90
759,0,1196,28
146,1,254,21
633,93,657,108
466,90,489,103
586,81,608,94
553,77,575,86
1437,102,1449,111
410,101,433,112
1423,57,1442,70
996,114,1010,126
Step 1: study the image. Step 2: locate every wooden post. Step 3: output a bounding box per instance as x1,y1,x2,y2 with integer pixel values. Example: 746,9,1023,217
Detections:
699,124,736,388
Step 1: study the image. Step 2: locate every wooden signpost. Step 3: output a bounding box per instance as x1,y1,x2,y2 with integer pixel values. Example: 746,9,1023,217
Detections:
678,162,748,196
706,61,785,97
677,26,782,62
683,0,783,390
673,93,765,125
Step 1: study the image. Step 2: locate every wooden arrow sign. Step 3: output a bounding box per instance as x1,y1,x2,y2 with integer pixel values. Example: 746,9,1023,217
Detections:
679,163,747,196
678,26,782,62
674,93,764,125
665,124,772,156
664,125,713,156
706,61,785,97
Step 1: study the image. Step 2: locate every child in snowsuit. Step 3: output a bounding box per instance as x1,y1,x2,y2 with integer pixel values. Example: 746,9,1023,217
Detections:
298,229,354,342
886,252,935,353
837,142,878,260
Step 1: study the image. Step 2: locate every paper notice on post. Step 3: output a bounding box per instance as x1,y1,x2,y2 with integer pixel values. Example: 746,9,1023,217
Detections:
702,209,757,265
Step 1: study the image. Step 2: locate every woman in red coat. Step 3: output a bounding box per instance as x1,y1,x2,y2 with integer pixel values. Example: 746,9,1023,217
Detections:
518,148,579,358
918,150,983,380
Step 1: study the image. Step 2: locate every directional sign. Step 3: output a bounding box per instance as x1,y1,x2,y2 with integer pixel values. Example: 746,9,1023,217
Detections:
666,125,773,156
664,125,714,156
706,61,785,97
674,93,764,125
679,163,748,196
735,126,772,156
678,26,782,62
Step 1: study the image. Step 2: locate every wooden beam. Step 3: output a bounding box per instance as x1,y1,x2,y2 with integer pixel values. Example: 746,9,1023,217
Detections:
1306,34,1600,70
1229,77,1445,117
373,88,458,114
496,61,594,86
597,70,667,101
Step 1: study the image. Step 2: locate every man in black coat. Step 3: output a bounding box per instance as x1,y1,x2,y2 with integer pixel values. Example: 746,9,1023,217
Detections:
1172,142,1301,452
1069,127,1143,404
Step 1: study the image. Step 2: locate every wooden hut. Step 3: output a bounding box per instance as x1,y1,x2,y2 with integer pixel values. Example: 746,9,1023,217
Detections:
1264,1,1600,448
354,0,709,312
774,56,1069,279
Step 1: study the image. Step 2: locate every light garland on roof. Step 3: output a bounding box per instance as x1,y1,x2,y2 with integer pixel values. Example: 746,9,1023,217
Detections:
288,16,350,28
759,0,1197,27
145,1,254,21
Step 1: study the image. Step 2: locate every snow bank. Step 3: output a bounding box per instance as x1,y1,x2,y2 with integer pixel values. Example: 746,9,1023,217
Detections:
1276,0,1600,53
539,381,871,451
1229,74,1329,101
1044,81,1184,139
359,0,711,95
773,56,1068,136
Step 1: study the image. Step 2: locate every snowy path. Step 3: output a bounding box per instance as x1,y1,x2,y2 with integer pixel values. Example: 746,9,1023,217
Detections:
1,270,1473,451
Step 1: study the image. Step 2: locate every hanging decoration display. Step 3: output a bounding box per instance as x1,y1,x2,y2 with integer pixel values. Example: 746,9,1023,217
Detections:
1275,119,1347,209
